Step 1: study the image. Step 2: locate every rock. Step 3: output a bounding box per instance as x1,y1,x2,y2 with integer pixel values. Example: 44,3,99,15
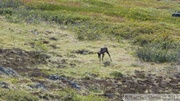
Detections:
48,75,81,89
35,83,45,89
49,37,58,41
69,81,81,89
72,49,94,55
0,66,9,75
104,92,114,98
48,75,64,80
0,81,9,89
28,83,47,91
30,29,38,34
0,66,20,77
172,12,180,17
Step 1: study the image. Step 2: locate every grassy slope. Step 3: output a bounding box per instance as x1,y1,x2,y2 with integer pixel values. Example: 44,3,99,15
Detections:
0,0,180,100
0,16,169,77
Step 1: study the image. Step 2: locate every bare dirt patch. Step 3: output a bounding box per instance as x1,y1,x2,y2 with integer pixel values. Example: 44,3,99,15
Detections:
0,48,50,69
43,70,179,101
77,71,180,100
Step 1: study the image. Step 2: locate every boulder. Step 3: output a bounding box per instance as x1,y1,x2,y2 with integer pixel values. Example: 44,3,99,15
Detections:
28,83,47,91
48,75,80,89
0,81,9,89
0,66,20,77
172,12,180,17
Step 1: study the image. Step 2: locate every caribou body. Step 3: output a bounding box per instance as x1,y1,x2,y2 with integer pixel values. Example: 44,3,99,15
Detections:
97,47,112,61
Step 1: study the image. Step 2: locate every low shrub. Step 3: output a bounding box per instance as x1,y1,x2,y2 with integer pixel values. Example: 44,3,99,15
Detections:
0,8,13,15
136,43,180,63
0,0,23,8
133,34,155,46
110,71,123,78
103,61,111,67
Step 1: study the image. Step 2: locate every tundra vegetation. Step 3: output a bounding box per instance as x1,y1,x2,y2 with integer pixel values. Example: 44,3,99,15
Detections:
0,0,180,100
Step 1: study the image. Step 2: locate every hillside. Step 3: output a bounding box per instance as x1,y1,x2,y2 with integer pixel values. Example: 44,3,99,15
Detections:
0,0,180,101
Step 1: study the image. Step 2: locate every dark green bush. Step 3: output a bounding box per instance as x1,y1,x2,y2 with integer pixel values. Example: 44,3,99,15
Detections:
110,71,123,78
0,0,23,8
136,43,179,63
133,34,154,46
103,61,111,67
0,8,13,15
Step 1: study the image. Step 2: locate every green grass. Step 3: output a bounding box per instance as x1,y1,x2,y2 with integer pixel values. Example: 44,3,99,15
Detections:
0,89,39,101
56,88,107,101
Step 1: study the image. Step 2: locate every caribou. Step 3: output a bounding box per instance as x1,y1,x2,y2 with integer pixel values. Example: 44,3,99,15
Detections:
97,47,112,61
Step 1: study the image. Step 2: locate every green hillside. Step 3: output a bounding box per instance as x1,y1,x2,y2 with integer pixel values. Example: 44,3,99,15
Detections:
0,0,179,100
